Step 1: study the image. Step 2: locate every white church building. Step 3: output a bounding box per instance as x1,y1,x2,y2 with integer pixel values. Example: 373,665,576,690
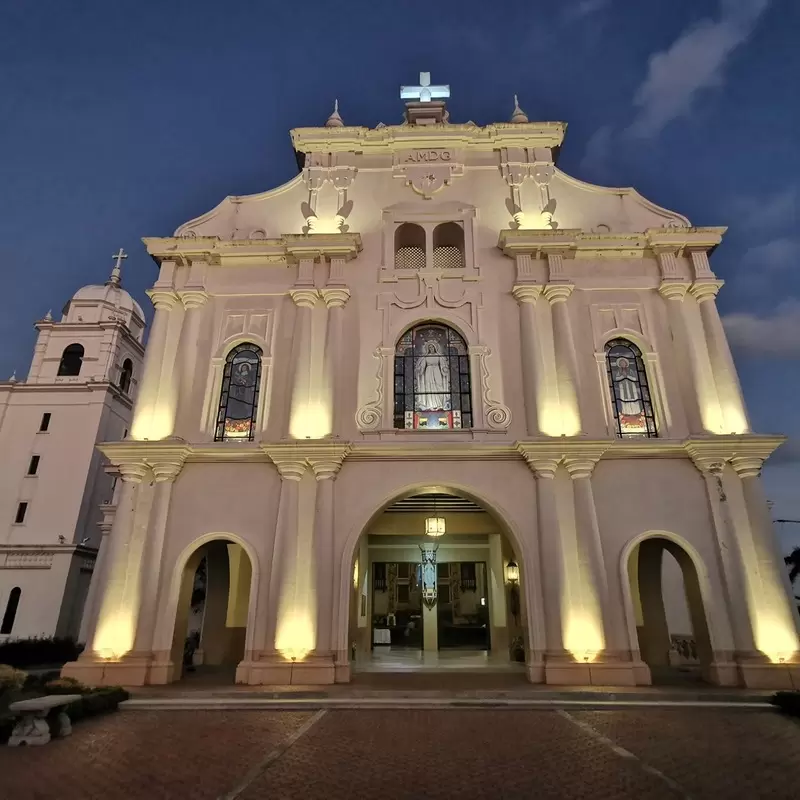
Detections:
0,258,144,642
47,75,800,688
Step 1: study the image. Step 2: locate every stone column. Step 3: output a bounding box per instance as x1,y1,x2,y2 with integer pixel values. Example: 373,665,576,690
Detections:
130,291,179,441
658,281,705,434
321,288,350,437
174,290,209,438
130,462,181,656
529,459,566,657
512,285,544,435
487,534,509,656
694,460,756,657
311,458,341,657
543,284,581,435
732,457,800,658
692,281,750,435
78,509,115,645
565,458,627,659
263,459,305,654
288,288,321,439
87,462,150,657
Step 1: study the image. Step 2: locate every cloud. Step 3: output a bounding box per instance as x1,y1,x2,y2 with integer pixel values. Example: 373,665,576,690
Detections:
723,301,800,357
729,187,798,233
740,237,800,270
563,0,611,22
580,125,614,180
628,0,772,138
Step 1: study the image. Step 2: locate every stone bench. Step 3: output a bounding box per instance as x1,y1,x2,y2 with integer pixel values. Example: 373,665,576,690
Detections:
8,694,82,746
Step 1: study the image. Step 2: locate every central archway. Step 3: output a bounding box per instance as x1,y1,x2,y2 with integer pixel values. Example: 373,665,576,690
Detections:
335,483,538,680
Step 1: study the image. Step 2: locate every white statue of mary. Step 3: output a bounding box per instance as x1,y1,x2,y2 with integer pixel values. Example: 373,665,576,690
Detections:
415,340,450,411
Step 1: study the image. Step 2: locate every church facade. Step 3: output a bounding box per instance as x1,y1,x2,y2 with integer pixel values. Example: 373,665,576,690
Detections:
63,78,800,688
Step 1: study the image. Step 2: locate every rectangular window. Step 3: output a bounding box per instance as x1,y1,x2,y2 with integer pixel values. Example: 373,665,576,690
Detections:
14,503,28,524
27,456,40,476
39,413,51,432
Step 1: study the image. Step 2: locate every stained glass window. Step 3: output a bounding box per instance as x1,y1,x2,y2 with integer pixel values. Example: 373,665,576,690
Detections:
215,343,262,441
605,339,657,438
394,323,472,430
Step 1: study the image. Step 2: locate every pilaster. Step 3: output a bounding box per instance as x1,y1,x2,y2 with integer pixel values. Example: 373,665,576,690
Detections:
543,283,581,436
512,284,544,436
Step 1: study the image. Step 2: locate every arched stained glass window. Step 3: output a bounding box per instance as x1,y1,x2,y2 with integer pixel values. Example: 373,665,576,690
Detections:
1,587,21,634
605,339,657,438
57,343,84,377
394,323,472,430
215,343,262,441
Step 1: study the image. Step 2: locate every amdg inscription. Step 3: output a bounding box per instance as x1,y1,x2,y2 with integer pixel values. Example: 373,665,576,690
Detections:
403,149,453,163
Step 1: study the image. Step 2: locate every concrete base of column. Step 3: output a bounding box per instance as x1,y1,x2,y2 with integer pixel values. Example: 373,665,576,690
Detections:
525,660,545,683
236,652,336,685
61,652,156,687
543,650,644,686
738,662,800,690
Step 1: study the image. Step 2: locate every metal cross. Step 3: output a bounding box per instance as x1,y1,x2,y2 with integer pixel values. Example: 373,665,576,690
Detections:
400,72,450,103
112,248,128,270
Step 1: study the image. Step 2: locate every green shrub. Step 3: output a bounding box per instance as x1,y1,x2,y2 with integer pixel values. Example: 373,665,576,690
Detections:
0,665,27,694
0,637,83,668
44,677,91,695
770,691,800,717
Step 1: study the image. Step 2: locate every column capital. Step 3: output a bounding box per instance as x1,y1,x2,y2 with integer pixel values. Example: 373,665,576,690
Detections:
543,283,574,304
179,289,209,310
150,461,184,483
512,284,542,304
117,462,150,484
689,455,727,476
689,279,724,303
145,289,180,311
564,457,599,479
310,459,344,480
527,458,559,479
289,288,319,309
658,280,690,300
320,287,351,309
731,456,764,479
270,459,307,481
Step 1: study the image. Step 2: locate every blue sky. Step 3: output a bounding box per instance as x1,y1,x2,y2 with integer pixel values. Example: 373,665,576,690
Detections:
1,0,797,547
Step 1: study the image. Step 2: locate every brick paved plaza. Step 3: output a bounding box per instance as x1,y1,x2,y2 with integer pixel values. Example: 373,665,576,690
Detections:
0,708,798,799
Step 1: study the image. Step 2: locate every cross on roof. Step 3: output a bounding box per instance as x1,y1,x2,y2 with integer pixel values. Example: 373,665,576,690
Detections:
112,248,128,270
108,247,127,286
400,72,450,103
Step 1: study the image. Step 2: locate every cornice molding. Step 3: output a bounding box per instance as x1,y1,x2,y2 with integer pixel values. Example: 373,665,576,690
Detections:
143,233,362,268
498,227,727,260
290,121,566,155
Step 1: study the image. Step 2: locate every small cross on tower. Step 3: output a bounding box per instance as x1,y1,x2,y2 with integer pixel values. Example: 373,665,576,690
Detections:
400,72,450,103
108,247,127,286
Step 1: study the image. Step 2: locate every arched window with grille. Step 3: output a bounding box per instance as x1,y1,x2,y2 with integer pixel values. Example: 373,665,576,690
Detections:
394,323,472,430
1,587,21,635
215,343,262,441
57,343,84,377
119,358,133,394
432,222,465,270
605,339,657,438
394,223,426,270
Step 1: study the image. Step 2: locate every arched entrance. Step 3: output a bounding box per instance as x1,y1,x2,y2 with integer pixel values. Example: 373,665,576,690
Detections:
169,538,253,683
626,535,714,685
344,487,531,677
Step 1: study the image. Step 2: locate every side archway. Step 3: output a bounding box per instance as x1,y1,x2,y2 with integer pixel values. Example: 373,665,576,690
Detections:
621,531,716,683
154,532,260,684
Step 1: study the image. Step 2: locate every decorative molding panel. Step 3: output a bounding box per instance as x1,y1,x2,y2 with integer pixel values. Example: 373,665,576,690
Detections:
2,552,53,569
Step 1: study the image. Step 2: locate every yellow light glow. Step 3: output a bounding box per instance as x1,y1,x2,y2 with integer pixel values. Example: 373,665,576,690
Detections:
275,609,316,662
352,559,359,589
130,407,173,441
755,617,799,664
425,517,446,537
289,402,331,440
93,611,135,661
563,613,605,660
721,403,749,435
539,401,581,437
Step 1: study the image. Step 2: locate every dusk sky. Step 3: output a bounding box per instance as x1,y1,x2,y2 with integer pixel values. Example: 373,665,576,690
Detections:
1,0,797,549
